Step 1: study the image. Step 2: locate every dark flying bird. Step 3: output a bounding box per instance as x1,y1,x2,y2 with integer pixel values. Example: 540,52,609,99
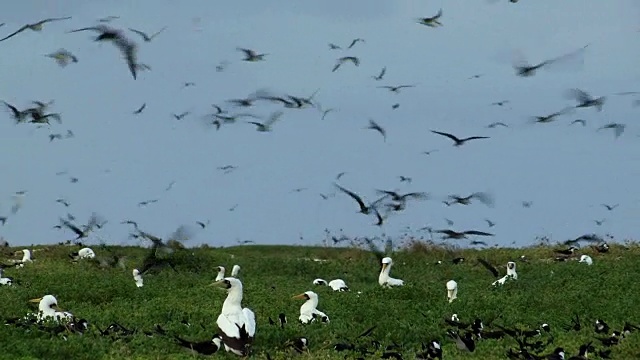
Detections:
332,56,360,72
597,123,625,138
435,229,494,240
132,103,146,114
445,192,494,207
531,107,574,124
334,183,385,215
377,84,416,93
237,48,268,61
128,26,167,42
570,119,586,126
430,130,489,147
247,111,284,132
417,9,443,27
0,17,72,42
372,67,387,81
67,25,140,80
601,203,618,211
347,38,365,49
45,49,78,67
366,119,386,141
513,44,589,77
566,88,605,111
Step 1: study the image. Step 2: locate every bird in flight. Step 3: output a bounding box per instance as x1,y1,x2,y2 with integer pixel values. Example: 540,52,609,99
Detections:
371,67,387,81
531,107,574,124
45,49,78,67
566,88,606,112
334,183,386,216
597,123,626,138
434,229,494,240
570,119,586,127
0,17,72,42
128,26,167,42
237,48,268,62
377,84,416,93
601,203,619,211
133,103,146,115
332,56,359,72
365,119,386,141
247,111,284,132
512,44,589,77
430,130,489,147
67,25,140,80
347,38,365,49
417,9,443,27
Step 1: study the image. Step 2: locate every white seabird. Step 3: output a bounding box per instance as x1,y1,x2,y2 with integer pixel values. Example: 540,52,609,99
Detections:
579,255,593,265
231,264,241,277
312,278,349,291
10,249,33,267
211,277,256,356
492,261,518,286
379,257,404,287
215,266,226,281
293,291,329,324
29,295,73,322
133,268,143,287
0,268,13,285
446,280,458,303
70,247,96,260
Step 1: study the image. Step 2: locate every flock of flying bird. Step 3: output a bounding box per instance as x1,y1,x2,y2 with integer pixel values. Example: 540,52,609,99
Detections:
0,3,638,359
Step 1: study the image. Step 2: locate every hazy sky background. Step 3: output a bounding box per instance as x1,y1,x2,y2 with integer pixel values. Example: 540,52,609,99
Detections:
1,0,639,249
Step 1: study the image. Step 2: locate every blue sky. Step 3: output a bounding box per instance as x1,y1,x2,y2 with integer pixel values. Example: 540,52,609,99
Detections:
1,0,639,248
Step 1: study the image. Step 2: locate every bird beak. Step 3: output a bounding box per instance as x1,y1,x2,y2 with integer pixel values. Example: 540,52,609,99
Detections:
292,293,307,300
381,263,388,271
51,305,64,312
209,280,225,288
29,297,42,303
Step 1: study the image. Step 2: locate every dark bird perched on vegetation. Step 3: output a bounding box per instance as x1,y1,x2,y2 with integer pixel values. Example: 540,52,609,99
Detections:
67,25,140,80
430,130,489,147
0,17,72,42
174,334,223,355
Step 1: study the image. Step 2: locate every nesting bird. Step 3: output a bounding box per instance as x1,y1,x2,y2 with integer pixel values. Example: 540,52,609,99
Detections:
492,261,518,286
69,247,96,260
29,295,74,322
133,268,144,287
579,255,593,265
231,264,241,277
0,268,13,285
211,277,256,356
215,266,226,281
293,291,329,324
378,257,404,287
313,278,349,291
446,280,458,303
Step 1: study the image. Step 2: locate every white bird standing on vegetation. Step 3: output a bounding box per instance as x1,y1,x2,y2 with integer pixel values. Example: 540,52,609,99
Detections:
446,280,458,303
579,255,593,265
0,268,13,285
231,264,241,277
11,249,33,267
293,291,330,324
312,278,349,291
29,295,73,322
379,257,404,287
70,247,96,260
215,266,226,281
133,268,143,287
211,277,256,356
492,261,518,286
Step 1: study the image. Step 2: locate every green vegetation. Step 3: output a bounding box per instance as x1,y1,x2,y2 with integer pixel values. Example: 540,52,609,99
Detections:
1,241,640,360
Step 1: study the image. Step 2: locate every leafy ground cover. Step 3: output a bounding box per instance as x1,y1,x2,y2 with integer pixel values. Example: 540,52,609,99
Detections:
1,241,639,360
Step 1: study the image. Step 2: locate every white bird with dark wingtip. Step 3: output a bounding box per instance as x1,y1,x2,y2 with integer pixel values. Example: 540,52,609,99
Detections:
0,268,13,285
215,266,226,281
231,265,241,277
313,278,349,291
211,277,256,356
446,280,458,303
133,268,143,287
379,257,404,287
293,291,330,324
11,249,33,267
28,295,74,322
579,255,593,265
492,261,518,286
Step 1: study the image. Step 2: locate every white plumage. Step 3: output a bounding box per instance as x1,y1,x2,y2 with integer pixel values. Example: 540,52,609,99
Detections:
379,257,404,287
293,290,329,324
579,255,593,265
446,280,458,303
213,277,256,356
312,278,349,291
29,295,73,322
133,268,143,287
0,268,13,285
215,266,226,281
492,261,518,286
77,247,96,259
231,264,241,277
